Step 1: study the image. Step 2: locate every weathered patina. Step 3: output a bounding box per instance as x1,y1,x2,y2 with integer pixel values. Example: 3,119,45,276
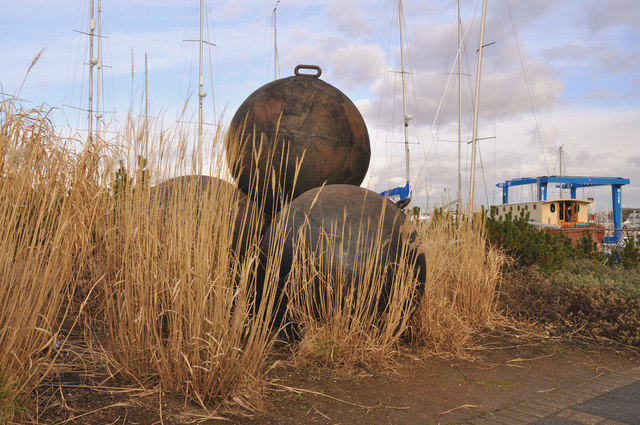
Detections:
225,65,371,212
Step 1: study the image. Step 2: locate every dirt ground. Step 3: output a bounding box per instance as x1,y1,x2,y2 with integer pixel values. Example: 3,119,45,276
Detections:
34,329,640,425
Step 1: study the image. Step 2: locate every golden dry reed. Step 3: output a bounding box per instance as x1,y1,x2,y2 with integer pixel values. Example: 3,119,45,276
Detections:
284,196,420,369
97,118,287,411
410,212,506,357
0,98,104,422
0,96,506,420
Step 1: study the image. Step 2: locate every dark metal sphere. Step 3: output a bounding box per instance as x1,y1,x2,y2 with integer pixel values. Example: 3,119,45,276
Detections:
225,66,371,212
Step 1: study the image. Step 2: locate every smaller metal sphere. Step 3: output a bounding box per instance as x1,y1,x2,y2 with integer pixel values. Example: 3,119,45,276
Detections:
150,175,264,259
258,184,426,324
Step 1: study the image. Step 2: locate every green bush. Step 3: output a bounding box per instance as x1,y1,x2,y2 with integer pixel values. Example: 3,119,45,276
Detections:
485,211,573,273
575,232,605,262
620,238,640,269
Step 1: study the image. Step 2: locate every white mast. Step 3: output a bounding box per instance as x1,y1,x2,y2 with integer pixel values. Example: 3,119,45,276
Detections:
197,0,207,172
145,53,149,161
399,0,412,196
95,0,103,138
88,0,96,142
457,0,462,213
559,145,564,198
273,1,280,80
468,0,488,213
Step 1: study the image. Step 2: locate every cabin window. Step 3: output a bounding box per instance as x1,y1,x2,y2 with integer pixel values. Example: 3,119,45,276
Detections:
576,204,580,213
510,206,513,211
517,205,520,211
533,204,537,210
503,206,506,212
550,203,556,213
524,205,528,211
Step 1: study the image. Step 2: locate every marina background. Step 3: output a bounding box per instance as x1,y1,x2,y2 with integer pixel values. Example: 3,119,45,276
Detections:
1,0,639,210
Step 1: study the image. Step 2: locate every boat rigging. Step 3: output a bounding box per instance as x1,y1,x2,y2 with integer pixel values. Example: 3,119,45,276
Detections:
380,0,413,204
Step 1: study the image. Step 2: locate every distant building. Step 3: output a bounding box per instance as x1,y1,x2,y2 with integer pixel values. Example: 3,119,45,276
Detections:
492,198,592,226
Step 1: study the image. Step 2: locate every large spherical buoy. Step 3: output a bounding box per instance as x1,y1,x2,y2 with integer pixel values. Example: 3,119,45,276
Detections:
225,65,371,212
258,184,426,325
150,175,264,259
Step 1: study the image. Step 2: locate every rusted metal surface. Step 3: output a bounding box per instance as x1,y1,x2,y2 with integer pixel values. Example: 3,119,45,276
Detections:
225,65,371,212
259,184,426,324
150,175,264,259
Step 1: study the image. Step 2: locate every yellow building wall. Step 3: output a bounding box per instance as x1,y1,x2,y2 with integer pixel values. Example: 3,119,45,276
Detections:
493,199,592,225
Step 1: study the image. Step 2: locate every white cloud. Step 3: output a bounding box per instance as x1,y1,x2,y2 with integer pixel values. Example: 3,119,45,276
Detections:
326,0,371,38
581,0,640,32
329,44,385,90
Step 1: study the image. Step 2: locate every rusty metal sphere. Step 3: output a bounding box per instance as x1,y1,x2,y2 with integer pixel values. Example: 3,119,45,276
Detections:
225,65,371,212
258,184,426,325
150,175,264,259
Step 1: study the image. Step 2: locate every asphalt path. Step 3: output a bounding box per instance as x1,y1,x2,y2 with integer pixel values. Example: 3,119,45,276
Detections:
532,380,640,425
464,366,640,425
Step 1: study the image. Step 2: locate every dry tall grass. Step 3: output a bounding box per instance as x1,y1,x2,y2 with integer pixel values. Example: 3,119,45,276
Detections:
0,98,291,417
410,212,506,356
95,120,287,410
0,96,506,421
260,185,417,368
0,99,103,422
281,192,420,369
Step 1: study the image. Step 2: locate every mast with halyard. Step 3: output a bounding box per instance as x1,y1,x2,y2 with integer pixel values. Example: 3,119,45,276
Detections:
181,0,216,173
380,0,412,205
63,0,112,144
467,0,488,213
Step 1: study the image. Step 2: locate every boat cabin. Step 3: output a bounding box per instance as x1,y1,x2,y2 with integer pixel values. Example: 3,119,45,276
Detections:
491,198,592,226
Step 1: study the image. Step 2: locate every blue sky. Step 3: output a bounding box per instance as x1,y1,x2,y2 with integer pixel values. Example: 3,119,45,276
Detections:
2,0,640,211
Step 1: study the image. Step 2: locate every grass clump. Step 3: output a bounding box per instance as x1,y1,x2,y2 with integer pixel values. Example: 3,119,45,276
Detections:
278,198,506,367
95,122,285,410
0,99,102,422
410,212,506,357
0,98,508,420
286,215,419,369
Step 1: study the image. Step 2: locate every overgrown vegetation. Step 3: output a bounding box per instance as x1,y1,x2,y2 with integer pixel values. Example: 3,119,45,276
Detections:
501,260,640,346
3,94,638,424
286,209,419,369
1,102,506,422
5,90,638,423
0,100,102,422
489,211,640,347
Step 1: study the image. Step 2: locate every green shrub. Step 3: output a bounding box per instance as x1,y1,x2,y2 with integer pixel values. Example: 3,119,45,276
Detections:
575,232,605,262
620,238,640,270
485,211,572,273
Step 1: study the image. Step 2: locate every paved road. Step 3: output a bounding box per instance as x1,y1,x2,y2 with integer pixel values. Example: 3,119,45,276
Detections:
462,366,640,425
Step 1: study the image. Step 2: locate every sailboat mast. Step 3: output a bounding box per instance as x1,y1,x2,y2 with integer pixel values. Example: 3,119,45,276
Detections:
145,53,149,161
95,0,103,138
468,0,487,213
457,0,462,213
559,145,564,198
398,0,411,192
88,0,95,142
273,1,280,80
197,0,207,171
